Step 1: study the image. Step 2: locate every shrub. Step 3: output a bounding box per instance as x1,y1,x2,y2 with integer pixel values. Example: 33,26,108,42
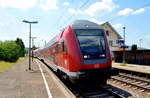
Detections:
131,44,137,50
0,38,25,62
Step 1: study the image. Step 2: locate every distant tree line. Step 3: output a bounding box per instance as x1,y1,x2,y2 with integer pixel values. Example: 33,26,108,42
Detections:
0,38,25,62
131,44,137,50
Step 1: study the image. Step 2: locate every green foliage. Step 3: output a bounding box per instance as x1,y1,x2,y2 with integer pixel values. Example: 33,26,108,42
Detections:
120,61,128,66
0,38,25,62
15,38,25,57
131,44,137,50
32,45,38,50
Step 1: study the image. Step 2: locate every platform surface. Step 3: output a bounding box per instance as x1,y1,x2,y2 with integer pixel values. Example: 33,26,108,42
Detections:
0,59,73,98
112,62,150,74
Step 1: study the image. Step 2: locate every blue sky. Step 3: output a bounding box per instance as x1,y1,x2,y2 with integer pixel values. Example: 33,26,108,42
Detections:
0,0,150,49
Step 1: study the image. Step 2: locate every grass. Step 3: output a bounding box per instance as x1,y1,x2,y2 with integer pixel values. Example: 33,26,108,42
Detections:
0,57,26,72
120,61,128,66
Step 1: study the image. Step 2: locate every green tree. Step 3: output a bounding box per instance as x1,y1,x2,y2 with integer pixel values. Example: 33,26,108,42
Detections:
0,39,26,62
1,41,21,62
0,42,4,60
15,38,25,57
131,44,137,50
32,45,38,50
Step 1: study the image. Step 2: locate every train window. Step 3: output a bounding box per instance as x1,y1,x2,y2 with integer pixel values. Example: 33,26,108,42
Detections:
56,44,59,53
62,41,67,54
57,44,61,53
75,29,106,59
75,29,104,36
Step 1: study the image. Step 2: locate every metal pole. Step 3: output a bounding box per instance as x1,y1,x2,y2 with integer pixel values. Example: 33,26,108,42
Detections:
22,20,38,71
32,38,34,61
45,40,46,47
123,27,126,62
31,37,36,61
29,23,31,70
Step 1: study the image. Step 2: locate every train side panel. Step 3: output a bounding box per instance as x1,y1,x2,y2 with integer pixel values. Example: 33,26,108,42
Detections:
62,26,83,72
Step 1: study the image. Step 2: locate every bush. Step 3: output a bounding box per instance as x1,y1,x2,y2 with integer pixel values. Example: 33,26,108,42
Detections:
15,38,25,57
0,38,25,62
131,44,137,50
0,41,21,62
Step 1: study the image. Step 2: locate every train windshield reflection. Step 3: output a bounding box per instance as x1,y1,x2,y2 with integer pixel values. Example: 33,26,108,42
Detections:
75,29,106,60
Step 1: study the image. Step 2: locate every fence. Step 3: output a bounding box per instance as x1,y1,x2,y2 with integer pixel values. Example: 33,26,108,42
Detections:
113,50,150,65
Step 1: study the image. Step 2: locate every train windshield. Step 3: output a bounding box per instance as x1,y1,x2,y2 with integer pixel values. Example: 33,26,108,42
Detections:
75,29,106,60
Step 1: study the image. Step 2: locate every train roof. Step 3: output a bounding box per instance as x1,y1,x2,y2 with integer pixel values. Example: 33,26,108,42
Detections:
45,20,104,48
71,20,103,30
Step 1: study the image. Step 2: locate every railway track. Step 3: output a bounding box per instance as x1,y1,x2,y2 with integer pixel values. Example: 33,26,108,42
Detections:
39,59,131,98
63,80,131,98
110,72,150,92
68,83,126,98
116,68,150,79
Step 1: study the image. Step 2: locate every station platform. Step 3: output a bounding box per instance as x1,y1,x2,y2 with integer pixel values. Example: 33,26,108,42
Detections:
112,62,150,75
0,58,75,98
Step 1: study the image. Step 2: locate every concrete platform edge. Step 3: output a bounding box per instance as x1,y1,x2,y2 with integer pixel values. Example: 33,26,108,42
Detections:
35,59,76,98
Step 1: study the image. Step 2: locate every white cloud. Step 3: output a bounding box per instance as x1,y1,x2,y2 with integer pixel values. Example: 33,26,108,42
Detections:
84,0,118,17
0,0,37,9
89,18,105,25
63,2,69,6
118,8,133,16
68,8,82,14
0,0,58,10
112,23,123,29
118,8,145,16
39,0,58,11
132,8,145,14
144,35,150,39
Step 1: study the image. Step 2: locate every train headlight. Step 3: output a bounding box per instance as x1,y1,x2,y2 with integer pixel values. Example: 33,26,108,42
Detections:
83,55,88,59
100,54,105,57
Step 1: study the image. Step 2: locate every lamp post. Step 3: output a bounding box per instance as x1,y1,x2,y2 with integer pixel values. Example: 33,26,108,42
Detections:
22,20,38,70
123,27,126,62
31,37,36,61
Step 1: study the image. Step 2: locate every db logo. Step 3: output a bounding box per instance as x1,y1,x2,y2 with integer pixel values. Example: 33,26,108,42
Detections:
94,64,99,68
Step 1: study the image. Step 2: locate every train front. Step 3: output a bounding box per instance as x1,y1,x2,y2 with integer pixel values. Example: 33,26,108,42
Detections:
66,20,118,84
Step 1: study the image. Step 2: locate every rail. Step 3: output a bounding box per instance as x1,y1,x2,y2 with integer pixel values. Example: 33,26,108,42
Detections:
110,73,150,92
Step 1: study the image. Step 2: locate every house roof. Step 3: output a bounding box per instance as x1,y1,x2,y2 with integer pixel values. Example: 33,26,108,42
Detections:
101,22,122,39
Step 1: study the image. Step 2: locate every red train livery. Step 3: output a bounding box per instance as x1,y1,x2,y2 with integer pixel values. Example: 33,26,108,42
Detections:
35,20,117,84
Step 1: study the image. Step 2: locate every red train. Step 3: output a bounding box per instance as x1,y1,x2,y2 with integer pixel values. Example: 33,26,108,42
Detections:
35,20,118,84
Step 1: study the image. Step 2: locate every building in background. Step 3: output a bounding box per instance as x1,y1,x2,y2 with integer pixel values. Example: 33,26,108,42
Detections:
102,22,122,51
101,22,123,58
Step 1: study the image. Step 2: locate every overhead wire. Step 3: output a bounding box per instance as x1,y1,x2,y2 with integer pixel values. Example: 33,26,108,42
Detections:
59,0,90,29
55,0,74,27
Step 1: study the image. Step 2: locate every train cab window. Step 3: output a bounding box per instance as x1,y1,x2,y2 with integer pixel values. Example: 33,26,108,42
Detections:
75,29,106,60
